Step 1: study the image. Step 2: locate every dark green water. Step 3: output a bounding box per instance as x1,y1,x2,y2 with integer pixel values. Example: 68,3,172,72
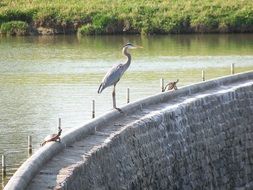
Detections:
0,34,253,188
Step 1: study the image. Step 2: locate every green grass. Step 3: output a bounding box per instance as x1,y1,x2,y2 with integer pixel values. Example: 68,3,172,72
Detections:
0,0,253,35
0,21,28,35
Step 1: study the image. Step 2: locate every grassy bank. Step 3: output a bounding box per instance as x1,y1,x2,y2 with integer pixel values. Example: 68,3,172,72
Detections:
0,0,253,35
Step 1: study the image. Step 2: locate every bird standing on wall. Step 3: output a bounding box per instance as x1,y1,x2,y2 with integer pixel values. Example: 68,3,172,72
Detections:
164,79,179,91
98,43,143,110
41,121,62,146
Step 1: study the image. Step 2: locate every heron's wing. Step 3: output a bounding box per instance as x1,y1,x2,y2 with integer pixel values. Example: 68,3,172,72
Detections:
101,64,124,87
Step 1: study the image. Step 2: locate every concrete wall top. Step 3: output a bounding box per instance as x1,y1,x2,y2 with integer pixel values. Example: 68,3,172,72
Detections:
4,71,253,190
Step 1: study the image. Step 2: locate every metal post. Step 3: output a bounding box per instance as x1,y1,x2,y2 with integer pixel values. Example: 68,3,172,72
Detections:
2,155,6,177
160,78,164,92
58,118,61,128
231,63,235,75
202,70,205,81
92,100,95,118
28,135,32,155
127,88,130,104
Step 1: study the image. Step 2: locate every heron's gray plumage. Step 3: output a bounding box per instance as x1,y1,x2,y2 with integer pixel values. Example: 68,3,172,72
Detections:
98,44,132,94
97,43,142,109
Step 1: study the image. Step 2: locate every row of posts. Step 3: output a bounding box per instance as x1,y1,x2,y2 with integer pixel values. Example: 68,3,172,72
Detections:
1,91,131,175
1,63,236,178
1,135,32,178
202,63,235,81
93,63,236,117
160,63,235,91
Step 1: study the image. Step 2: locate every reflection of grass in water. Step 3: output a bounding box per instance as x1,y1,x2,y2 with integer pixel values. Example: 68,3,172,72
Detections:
1,67,252,86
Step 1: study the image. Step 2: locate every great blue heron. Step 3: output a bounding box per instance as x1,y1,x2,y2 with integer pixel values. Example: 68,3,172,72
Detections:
98,43,142,110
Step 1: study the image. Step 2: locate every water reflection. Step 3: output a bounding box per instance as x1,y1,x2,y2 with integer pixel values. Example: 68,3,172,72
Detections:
0,34,253,188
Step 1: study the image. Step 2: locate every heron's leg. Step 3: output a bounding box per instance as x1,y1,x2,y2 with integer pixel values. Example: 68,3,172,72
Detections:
112,84,116,109
112,84,123,113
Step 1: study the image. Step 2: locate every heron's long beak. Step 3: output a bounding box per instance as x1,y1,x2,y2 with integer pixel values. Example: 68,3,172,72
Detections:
132,45,143,49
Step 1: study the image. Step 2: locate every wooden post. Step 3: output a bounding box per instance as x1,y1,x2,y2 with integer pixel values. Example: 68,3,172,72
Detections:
1,176,4,190
2,155,6,177
126,88,130,104
92,100,95,118
231,63,235,75
202,70,205,81
160,78,164,92
28,135,32,155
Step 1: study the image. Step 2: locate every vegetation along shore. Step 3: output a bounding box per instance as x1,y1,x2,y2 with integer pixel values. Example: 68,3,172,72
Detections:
0,0,252,36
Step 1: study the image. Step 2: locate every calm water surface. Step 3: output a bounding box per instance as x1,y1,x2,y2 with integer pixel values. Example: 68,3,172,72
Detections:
0,34,253,187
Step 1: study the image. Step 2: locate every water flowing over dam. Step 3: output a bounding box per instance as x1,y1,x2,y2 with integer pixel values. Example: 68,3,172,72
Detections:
4,71,253,190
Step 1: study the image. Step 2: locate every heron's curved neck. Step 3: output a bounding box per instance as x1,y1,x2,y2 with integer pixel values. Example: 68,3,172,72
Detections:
122,47,131,69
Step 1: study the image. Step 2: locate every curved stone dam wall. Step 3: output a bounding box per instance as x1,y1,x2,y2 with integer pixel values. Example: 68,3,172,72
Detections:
4,71,253,190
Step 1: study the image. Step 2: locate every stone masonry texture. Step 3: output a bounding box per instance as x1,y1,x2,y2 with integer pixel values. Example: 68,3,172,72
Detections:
63,83,253,189
6,73,253,190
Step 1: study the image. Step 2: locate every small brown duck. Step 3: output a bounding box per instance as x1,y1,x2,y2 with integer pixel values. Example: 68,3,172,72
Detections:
164,79,179,91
